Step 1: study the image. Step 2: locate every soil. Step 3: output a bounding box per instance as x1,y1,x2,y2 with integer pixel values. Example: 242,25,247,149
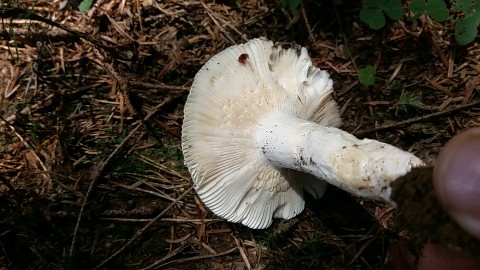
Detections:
0,0,479,269
391,167,480,259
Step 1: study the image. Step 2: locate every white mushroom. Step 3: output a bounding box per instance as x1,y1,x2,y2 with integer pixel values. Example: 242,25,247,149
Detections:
181,38,424,229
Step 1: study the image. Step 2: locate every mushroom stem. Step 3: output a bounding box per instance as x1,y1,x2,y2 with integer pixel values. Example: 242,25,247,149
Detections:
256,109,424,202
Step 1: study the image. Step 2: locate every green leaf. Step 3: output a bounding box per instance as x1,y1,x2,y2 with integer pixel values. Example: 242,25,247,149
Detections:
455,13,480,45
358,65,377,86
360,8,386,30
282,0,301,10
383,0,403,20
78,0,93,13
426,0,449,22
453,0,472,12
408,0,426,19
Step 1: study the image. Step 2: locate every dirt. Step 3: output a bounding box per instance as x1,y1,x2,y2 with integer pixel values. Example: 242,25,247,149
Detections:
391,167,480,259
0,0,479,269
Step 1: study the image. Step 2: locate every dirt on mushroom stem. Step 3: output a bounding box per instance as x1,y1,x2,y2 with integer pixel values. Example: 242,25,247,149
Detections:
390,167,480,259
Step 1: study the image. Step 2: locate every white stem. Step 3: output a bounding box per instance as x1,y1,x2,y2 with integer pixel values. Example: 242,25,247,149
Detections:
255,109,424,202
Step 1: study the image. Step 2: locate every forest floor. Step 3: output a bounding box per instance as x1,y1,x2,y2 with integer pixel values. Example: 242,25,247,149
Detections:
0,0,479,269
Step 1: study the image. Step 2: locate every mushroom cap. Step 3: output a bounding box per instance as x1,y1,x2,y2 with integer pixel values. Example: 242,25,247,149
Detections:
181,38,341,229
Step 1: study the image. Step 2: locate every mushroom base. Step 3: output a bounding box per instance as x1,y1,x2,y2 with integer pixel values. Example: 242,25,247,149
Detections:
391,167,480,259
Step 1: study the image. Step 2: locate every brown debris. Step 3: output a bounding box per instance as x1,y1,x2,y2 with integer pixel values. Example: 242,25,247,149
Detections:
0,0,479,269
391,167,480,258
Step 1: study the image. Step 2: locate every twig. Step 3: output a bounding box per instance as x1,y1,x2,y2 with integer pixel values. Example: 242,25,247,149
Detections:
201,2,236,45
128,81,189,93
0,115,48,173
142,243,189,270
1,94,54,126
354,100,480,136
428,27,448,69
0,175,18,199
100,217,222,223
463,75,479,104
200,5,247,42
147,247,238,269
105,14,135,42
69,97,173,257
233,235,252,270
135,0,144,34
333,4,357,71
424,76,454,97
300,2,314,44
0,7,118,51
92,186,193,269
383,61,404,90
138,155,190,181
110,181,177,202
348,233,377,265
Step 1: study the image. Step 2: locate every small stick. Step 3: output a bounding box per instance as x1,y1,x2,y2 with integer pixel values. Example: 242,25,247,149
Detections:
300,3,314,44
146,247,238,269
70,97,172,257
127,81,189,93
354,100,480,136
0,7,116,51
92,186,193,269
0,175,18,198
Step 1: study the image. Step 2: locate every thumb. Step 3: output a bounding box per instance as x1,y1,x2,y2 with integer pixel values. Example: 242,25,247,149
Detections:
433,127,480,239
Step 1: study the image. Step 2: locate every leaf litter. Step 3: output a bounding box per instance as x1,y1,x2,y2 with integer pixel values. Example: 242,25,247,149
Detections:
0,0,479,269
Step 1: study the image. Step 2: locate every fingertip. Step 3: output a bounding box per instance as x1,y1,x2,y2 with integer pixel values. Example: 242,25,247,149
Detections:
433,127,480,239
419,244,480,270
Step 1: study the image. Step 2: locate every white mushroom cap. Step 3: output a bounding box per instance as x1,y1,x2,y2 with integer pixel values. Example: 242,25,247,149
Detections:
182,38,423,229
182,38,342,229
